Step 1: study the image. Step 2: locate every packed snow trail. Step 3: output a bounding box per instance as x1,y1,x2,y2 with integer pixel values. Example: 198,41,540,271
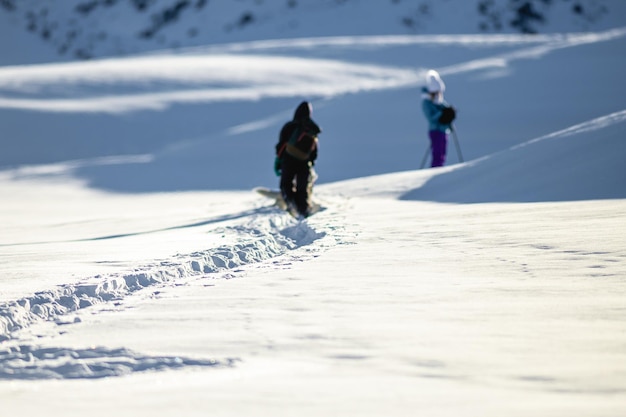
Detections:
0,195,349,343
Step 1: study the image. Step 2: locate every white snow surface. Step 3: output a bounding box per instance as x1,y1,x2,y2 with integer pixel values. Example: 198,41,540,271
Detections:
1,1,626,416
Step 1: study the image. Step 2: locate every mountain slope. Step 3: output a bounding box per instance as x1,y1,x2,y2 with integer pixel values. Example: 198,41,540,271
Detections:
1,0,625,65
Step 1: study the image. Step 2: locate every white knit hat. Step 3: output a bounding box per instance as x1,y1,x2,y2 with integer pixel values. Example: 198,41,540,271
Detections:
425,69,445,93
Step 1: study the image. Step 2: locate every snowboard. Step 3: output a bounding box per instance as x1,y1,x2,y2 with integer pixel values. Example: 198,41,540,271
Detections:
254,187,288,210
254,187,322,218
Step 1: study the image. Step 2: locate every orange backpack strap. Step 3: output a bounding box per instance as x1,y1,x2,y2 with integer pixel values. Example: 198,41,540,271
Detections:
277,141,287,158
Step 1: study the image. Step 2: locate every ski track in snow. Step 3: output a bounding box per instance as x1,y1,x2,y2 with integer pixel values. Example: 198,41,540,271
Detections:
0,198,349,379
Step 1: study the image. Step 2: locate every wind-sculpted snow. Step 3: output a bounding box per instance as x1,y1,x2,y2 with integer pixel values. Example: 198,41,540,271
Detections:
0,214,326,342
400,110,626,203
0,345,237,380
0,54,420,113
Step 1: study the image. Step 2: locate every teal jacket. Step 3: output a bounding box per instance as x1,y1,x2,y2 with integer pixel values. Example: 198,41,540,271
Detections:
422,95,451,133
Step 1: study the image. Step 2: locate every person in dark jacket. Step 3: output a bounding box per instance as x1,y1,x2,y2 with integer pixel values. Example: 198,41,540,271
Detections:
274,101,321,218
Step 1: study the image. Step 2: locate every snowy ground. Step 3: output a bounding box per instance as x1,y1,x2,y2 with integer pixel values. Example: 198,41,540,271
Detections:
1,177,625,416
1,2,626,416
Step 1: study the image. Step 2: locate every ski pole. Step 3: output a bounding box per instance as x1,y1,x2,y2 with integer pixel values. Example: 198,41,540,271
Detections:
451,124,464,163
419,144,431,169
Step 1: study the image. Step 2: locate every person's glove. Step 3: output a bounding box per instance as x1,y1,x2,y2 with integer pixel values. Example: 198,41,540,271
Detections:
274,157,282,176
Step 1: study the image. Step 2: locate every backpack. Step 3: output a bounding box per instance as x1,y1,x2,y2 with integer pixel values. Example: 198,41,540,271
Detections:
284,121,319,161
439,106,456,125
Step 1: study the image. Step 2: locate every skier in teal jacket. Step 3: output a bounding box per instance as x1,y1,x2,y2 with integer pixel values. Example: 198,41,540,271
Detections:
422,70,452,167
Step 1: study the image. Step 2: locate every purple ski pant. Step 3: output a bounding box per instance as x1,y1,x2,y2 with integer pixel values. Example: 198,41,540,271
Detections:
429,130,448,167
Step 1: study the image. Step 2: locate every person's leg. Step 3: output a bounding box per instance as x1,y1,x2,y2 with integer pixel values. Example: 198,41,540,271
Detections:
429,130,448,167
280,157,297,203
294,165,311,216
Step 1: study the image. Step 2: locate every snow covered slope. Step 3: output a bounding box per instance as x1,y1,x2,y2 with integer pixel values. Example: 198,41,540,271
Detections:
1,0,625,64
0,27,624,190
0,1,625,416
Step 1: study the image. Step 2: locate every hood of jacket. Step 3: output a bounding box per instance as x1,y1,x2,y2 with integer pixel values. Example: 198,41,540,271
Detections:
293,101,311,120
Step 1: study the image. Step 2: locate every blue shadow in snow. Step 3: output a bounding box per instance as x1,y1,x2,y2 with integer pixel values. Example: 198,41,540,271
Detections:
0,345,237,380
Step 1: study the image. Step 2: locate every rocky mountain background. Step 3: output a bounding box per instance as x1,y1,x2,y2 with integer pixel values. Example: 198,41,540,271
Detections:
0,0,621,65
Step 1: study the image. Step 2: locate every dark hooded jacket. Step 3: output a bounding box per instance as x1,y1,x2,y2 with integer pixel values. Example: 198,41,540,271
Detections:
275,101,321,163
